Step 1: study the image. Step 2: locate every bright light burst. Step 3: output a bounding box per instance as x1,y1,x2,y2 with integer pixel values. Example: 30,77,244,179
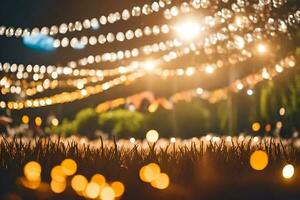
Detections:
174,20,201,40
257,43,267,54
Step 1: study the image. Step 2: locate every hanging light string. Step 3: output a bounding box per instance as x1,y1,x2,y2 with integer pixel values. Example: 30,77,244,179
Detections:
170,55,297,104
92,55,297,113
33,1,300,50
0,47,250,97
1,0,292,39
0,42,254,98
1,4,296,80
0,22,293,98
1,11,290,84
0,0,173,39
1,4,297,78
0,71,144,110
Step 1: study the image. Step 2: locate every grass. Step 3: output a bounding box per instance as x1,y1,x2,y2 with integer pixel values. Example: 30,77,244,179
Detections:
0,135,300,200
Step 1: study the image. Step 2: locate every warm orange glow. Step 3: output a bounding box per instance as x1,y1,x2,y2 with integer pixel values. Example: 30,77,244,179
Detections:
252,122,261,132
19,177,41,190
139,163,161,183
91,173,106,187
111,181,125,197
24,161,41,182
276,121,283,129
50,180,66,194
61,158,77,176
265,124,272,132
22,115,29,124
100,186,115,200
51,165,66,182
150,173,170,190
35,116,42,126
143,60,156,71
71,175,88,192
144,163,161,182
257,43,267,54
85,182,101,199
174,20,201,40
250,150,269,171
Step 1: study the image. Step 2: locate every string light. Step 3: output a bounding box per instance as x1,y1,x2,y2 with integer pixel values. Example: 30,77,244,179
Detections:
93,55,296,113
0,1,171,38
3,72,143,110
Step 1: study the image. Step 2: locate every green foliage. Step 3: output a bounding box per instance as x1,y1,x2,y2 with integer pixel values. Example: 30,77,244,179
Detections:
98,109,145,138
145,100,210,138
173,101,210,137
46,119,76,137
217,100,229,132
259,81,283,122
75,108,99,138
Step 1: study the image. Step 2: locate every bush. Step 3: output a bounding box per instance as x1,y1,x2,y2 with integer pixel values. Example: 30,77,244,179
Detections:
74,108,99,138
99,109,145,138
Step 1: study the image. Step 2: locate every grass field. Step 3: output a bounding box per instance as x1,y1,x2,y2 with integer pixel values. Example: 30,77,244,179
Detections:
0,135,300,200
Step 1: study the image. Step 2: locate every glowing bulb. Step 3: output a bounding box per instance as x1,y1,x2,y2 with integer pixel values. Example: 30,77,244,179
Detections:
129,137,136,144
247,89,254,96
146,130,159,143
22,115,30,124
250,150,269,171
170,137,176,143
51,118,59,126
100,186,115,200
279,107,285,116
174,21,201,40
51,180,66,194
276,121,283,129
71,175,88,192
143,60,156,71
91,173,106,187
252,122,261,132
205,66,215,74
61,158,77,176
24,161,41,182
150,173,170,190
257,43,267,54
35,116,42,126
141,163,161,182
85,182,101,199
51,165,66,182
282,164,294,179
111,181,125,197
